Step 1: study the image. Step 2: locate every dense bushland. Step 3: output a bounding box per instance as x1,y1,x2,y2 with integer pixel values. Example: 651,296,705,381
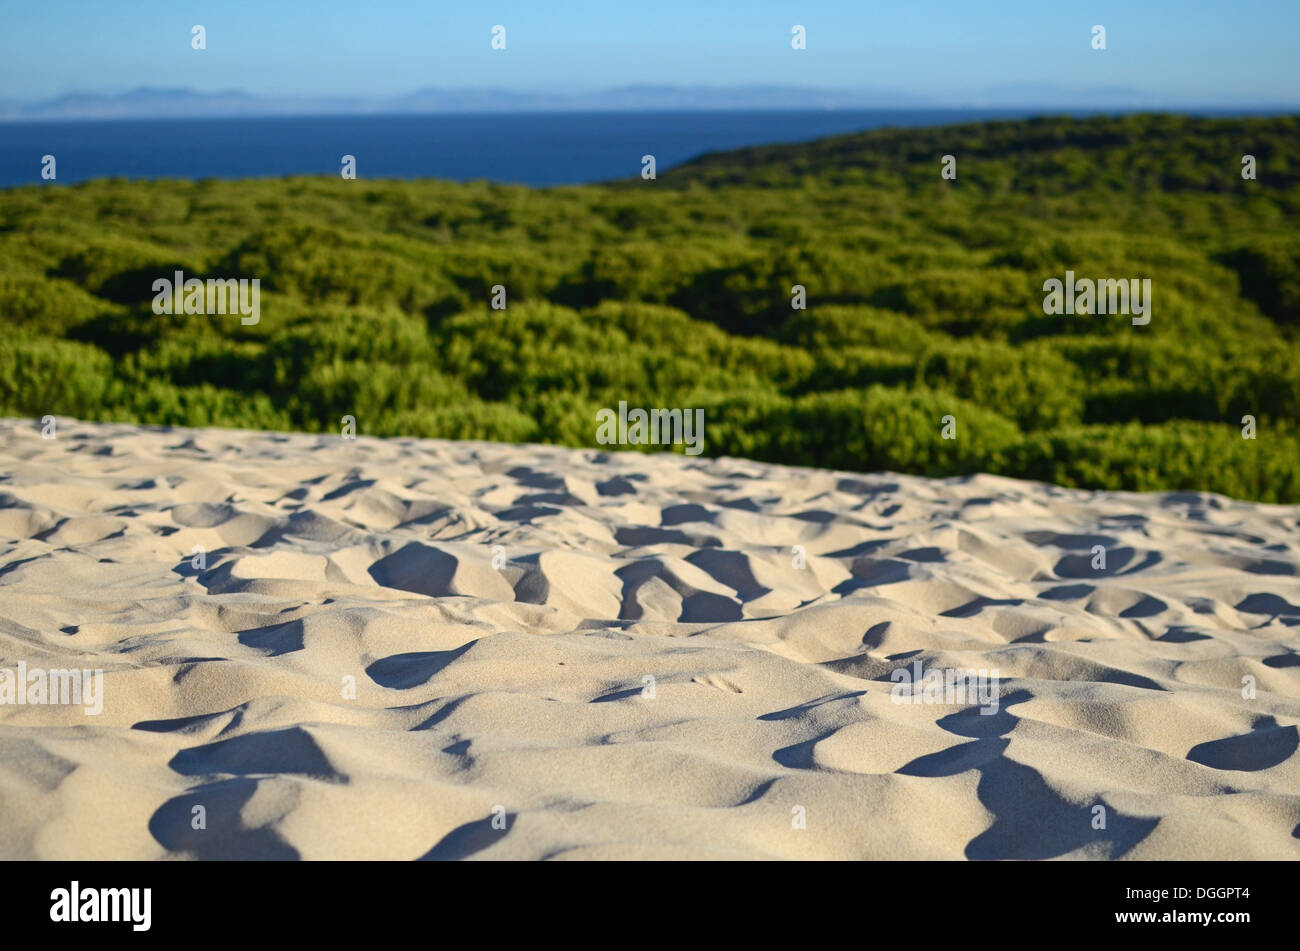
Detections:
2,113,1298,500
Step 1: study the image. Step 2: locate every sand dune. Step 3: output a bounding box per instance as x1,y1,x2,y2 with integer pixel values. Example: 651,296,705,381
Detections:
1,418,1298,859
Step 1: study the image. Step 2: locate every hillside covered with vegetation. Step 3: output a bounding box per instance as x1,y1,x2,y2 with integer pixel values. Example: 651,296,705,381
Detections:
2,113,1298,500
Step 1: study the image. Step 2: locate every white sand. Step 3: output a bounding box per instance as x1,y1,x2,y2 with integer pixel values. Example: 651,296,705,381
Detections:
1,418,1298,859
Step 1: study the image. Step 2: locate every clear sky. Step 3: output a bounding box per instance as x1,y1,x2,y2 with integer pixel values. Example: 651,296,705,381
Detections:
2,0,1296,107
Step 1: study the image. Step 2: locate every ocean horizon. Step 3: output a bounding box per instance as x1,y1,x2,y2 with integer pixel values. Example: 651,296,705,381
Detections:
2,108,1092,188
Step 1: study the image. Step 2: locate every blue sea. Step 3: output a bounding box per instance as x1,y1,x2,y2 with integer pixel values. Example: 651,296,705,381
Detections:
0,109,1045,188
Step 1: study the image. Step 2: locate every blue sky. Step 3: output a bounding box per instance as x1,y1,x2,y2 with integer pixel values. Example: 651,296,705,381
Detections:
2,0,1296,106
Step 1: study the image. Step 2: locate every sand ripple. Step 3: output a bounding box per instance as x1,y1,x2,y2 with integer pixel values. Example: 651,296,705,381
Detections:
1,419,1298,859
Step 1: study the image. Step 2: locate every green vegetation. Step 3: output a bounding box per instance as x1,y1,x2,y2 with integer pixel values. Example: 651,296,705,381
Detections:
2,113,1298,501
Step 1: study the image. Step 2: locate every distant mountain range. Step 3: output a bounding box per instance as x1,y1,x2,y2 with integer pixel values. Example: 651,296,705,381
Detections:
3,83,1276,121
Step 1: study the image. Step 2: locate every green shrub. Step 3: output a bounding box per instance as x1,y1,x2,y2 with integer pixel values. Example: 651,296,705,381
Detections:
1005,422,1300,503
914,339,1086,430
2,113,1296,501
0,335,115,418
